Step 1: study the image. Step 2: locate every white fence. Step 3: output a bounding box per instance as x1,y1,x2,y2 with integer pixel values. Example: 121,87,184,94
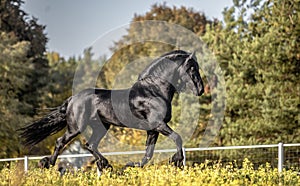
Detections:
1,143,300,173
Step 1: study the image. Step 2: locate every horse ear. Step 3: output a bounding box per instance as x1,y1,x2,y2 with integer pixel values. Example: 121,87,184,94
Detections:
181,51,196,67
189,51,196,60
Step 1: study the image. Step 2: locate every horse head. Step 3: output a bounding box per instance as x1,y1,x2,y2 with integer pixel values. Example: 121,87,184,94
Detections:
138,50,204,97
176,51,204,96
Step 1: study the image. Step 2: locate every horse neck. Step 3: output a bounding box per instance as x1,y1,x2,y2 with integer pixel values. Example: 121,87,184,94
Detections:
139,57,179,80
138,76,177,102
137,56,183,101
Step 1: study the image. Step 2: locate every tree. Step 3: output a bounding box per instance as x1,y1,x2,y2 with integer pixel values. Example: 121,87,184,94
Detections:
0,32,32,158
0,0,47,57
100,3,217,89
0,0,48,158
0,0,48,114
202,0,300,146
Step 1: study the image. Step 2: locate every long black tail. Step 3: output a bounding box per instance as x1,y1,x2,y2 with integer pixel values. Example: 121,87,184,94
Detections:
18,97,71,147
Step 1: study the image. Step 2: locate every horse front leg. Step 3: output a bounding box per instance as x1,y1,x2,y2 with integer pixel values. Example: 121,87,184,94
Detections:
125,130,159,168
155,123,184,167
85,143,112,172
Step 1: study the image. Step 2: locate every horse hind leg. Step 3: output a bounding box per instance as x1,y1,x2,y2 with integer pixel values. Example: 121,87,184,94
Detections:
84,122,111,173
39,129,80,169
39,113,81,169
51,130,80,165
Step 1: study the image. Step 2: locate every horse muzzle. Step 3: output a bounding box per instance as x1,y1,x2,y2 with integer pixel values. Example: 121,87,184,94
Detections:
194,81,204,96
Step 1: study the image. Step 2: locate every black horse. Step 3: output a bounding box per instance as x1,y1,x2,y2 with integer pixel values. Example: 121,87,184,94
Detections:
19,50,204,172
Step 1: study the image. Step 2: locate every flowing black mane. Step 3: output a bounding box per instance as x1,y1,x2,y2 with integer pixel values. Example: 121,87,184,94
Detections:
138,50,191,80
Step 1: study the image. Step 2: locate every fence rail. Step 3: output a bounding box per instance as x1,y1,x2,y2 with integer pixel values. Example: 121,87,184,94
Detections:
1,143,299,173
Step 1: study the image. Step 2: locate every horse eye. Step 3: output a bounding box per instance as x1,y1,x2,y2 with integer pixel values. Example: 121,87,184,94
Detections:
191,67,195,71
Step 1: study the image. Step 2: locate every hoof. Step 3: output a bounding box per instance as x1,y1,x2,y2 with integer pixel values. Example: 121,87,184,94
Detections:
170,153,184,168
125,161,142,168
57,161,74,176
38,157,51,169
96,159,113,172
170,159,183,168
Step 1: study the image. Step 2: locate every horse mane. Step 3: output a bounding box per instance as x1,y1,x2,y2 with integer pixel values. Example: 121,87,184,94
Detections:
138,50,190,80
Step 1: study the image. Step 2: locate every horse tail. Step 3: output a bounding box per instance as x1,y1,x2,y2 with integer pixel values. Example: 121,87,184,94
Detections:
18,97,72,147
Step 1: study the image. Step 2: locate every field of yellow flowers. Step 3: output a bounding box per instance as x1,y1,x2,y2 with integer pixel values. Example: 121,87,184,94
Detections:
1,159,300,186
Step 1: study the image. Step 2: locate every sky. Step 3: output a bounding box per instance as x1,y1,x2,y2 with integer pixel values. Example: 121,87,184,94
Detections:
23,0,233,59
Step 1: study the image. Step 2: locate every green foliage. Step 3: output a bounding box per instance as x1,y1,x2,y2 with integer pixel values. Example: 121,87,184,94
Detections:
0,32,31,158
43,52,75,108
0,0,49,113
203,0,300,145
0,0,49,158
0,0,47,57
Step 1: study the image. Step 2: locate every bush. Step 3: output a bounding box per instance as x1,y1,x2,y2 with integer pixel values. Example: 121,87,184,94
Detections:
1,159,300,185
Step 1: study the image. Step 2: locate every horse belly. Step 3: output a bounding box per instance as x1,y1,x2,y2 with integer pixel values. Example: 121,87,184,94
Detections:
93,89,155,130
97,103,151,130
93,100,123,127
